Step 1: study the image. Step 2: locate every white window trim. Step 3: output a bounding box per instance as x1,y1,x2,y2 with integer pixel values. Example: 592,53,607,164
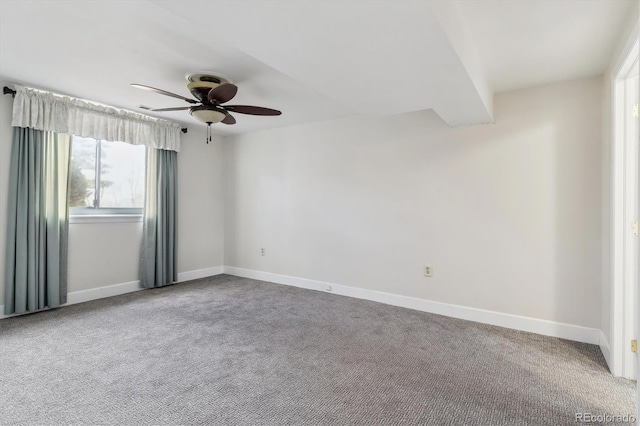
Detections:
69,214,143,224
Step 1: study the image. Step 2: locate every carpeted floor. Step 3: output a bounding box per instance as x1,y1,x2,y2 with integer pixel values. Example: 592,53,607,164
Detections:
0,274,635,425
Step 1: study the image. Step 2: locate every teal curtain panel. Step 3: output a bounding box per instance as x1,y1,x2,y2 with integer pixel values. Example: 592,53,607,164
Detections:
140,147,177,288
4,128,71,315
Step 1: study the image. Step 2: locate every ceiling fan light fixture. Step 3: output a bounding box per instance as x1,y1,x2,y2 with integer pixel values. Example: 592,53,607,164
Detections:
189,105,227,124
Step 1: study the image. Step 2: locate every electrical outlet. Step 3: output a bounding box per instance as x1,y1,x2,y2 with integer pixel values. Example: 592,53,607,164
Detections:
260,248,265,256
424,266,432,277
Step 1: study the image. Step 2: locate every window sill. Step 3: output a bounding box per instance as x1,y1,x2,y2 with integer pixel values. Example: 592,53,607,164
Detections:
69,215,143,224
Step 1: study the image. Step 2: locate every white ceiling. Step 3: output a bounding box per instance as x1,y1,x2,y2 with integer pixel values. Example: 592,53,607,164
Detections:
458,0,635,92
0,0,634,135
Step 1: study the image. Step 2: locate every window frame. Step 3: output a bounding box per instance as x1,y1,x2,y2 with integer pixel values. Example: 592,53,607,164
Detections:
69,135,145,217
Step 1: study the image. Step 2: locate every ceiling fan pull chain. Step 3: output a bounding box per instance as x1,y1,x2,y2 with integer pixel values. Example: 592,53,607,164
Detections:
207,122,212,144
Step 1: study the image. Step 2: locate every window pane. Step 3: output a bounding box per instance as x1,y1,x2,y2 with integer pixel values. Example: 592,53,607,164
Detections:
69,137,97,208
98,141,146,208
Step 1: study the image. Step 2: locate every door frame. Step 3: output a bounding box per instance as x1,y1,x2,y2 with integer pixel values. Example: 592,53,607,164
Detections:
609,22,639,379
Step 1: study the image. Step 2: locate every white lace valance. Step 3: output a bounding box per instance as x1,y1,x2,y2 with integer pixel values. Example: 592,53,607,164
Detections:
11,85,182,152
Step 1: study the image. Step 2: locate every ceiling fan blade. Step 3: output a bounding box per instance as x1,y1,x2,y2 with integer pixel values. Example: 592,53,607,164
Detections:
224,105,282,116
208,83,238,104
150,107,191,112
221,112,236,125
131,84,198,104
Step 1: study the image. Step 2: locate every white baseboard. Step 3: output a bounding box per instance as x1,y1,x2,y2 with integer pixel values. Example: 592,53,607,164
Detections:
67,280,142,305
177,266,224,283
599,330,612,372
224,266,601,345
0,265,225,320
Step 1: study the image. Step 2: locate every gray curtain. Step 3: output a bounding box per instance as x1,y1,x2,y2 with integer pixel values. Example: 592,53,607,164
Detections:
140,147,177,288
4,128,71,315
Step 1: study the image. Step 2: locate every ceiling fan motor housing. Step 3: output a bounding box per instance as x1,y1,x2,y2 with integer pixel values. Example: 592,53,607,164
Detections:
186,73,231,103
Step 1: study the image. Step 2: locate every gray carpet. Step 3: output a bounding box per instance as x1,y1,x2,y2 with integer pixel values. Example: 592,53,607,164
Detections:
0,275,635,425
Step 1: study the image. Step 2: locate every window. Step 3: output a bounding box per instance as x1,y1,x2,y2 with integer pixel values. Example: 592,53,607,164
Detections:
69,136,146,215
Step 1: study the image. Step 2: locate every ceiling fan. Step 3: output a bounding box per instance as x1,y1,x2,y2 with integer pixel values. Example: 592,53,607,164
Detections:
131,73,281,133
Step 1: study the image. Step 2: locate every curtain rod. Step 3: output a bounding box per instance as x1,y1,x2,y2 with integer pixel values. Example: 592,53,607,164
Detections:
3,86,188,134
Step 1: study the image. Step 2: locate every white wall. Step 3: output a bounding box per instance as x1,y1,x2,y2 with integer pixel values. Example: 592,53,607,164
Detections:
225,76,602,328
0,85,225,306
175,130,225,275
